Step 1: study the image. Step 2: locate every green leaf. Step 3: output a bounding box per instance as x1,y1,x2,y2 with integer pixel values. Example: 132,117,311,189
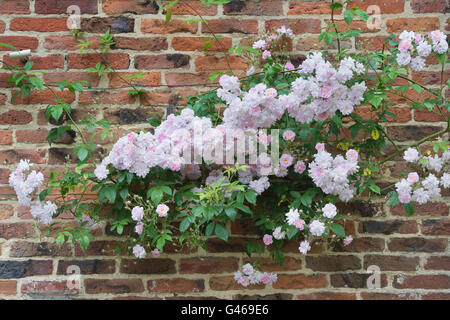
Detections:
205,222,215,236
224,207,237,220
102,187,116,203
214,223,228,241
368,184,381,194
330,223,346,237
343,10,354,25
180,217,193,232
403,202,414,216
119,188,128,201
244,190,257,205
77,148,88,162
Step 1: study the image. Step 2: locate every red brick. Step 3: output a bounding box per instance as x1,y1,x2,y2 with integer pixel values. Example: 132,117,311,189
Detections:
168,1,217,16
135,54,190,70
296,292,356,300
355,106,411,122
325,20,380,33
43,35,100,51
120,259,176,274
351,0,405,13
330,273,388,288
21,280,78,294
0,204,13,220
0,0,30,14
57,260,116,274
0,149,46,165
359,220,418,234
84,279,144,294
2,54,64,70
209,276,264,290
10,18,68,32
411,0,448,13
147,278,204,293
0,36,38,51
68,53,130,70
35,0,97,14
223,0,283,15
15,129,49,143
364,255,419,271
108,72,161,87
421,219,450,235
0,21,5,34
195,56,247,71
387,18,440,32
102,0,159,14
391,202,449,216
393,275,450,289
12,90,75,105
165,72,216,86
288,1,334,15
412,71,450,86
333,237,386,253
0,280,17,295
79,90,135,105
265,19,321,34
81,17,135,34
179,257,238,274
202,19,258,34
113,37,168,51
306,255,361,271
248,256,303,272
360,292,421,300
425,256,450,270
388,237,448,252
0,130,12,145
9,241,72,257
273,274,328,289
172,37,232,51
141,19,197,34
44,72,101,87
0,169,10,183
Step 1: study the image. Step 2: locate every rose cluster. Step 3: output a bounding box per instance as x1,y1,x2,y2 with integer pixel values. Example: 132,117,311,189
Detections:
234,263,277,287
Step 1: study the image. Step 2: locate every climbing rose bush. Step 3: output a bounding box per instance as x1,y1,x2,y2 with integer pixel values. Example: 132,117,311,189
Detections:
8,22,449,285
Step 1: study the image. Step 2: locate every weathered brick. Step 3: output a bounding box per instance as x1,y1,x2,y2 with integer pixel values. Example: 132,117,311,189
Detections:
9,241,72,257
0,204,13,220
195,56,247,71
0,149,46,165
224,0,283,15
296,292,356,300
2,54,64,70
113,37,168,51
35,0,97,14
120,259,176,274
135,54,190,70
410,0,448,13
81,17,135,34
273,274,328,289
393,274,450,289
387,18,440,32
306,255,361,271
167,1,217,15
359,220,418,235
179,257,238,274
172,37,232,51
386,125,443,142
147,278,204,293
202,19,258,34
0,130,12,145
425,256,450,270
102,0,159,14
330,273,387,288
364,255,419,271
209,276,264,290
351,0,405,13
287,1,334,15
421,219,450,235
388,237,448,252
10,18,68,32
84,279,144,294
248,256,302,272
141,19,197,34
104,107,162,124
0,260,52,278
234,293,293,300
391,202,449,216
108,72,161,87
265,19,321,34
57,260,115,274
0,280,17,295
0,36,38,51
68,53,130,69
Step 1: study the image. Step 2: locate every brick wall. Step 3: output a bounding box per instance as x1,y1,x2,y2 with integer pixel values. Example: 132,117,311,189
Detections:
0,0,449,300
